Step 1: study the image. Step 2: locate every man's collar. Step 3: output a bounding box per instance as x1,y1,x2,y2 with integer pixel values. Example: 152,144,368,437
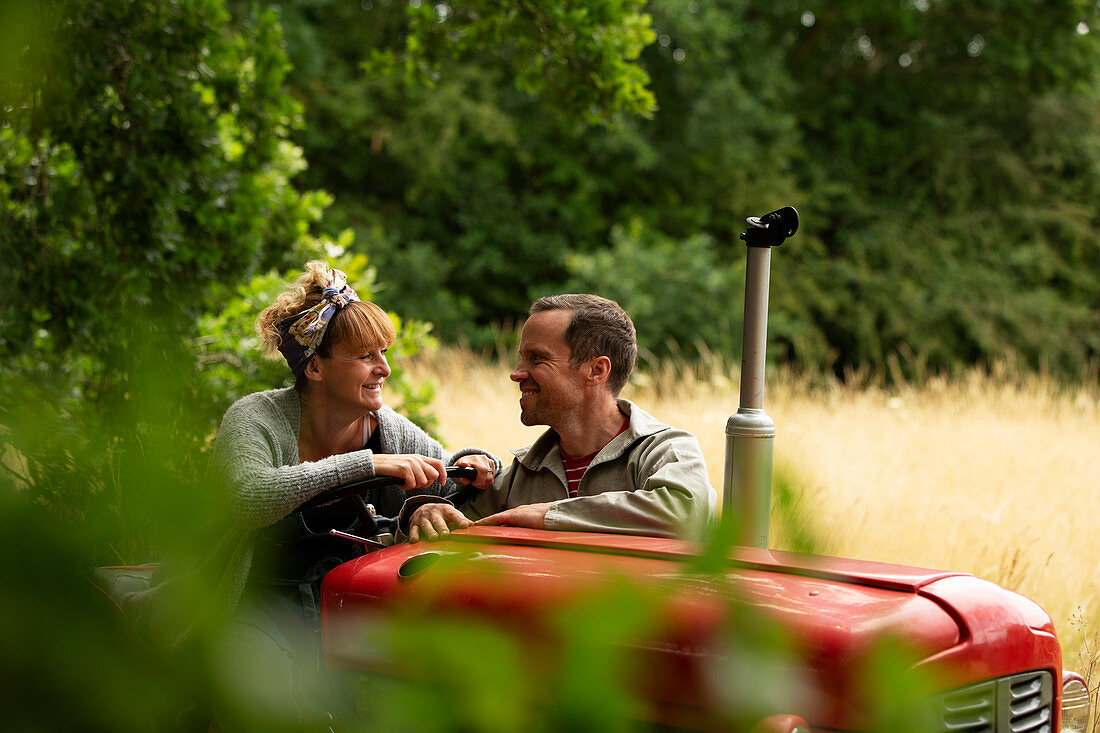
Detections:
513,399,669,471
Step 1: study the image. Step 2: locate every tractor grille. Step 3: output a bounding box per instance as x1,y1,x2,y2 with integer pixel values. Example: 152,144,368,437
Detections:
938,670,1053,732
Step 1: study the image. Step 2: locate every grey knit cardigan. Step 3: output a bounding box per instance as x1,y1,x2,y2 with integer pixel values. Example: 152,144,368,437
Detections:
127,387,498,653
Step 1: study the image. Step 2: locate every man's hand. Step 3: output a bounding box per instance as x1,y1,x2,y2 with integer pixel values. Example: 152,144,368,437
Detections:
408,502,471,543
473,502,552,530
453,454,497,490
372,453,448,490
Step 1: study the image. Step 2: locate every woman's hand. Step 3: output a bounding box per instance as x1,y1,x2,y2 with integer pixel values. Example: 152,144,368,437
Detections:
371,453,448,490
453,454,497,490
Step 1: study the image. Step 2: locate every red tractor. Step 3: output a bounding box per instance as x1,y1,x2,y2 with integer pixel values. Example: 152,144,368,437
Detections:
314,209,1090,731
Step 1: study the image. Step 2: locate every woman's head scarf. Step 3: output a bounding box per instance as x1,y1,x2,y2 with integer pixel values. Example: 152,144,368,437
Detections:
276,268,360,377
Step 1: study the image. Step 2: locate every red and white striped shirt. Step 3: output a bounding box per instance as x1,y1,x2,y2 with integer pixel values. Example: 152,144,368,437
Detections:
560,417,629,498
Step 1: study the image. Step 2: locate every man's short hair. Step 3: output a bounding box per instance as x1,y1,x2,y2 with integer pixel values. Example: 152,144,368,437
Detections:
529,294,637,395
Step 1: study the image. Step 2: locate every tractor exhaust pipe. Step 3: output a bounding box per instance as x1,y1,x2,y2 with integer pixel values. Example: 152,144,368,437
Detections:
722,206,798,548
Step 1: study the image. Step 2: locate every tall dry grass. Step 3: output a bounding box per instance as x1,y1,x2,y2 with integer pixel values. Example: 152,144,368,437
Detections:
405,347,1100,675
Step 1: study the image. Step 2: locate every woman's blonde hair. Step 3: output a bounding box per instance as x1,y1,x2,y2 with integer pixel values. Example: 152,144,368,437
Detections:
257,261,396,362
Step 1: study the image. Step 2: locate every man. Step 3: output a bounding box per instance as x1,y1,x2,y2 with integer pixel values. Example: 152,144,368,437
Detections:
402,294,716,542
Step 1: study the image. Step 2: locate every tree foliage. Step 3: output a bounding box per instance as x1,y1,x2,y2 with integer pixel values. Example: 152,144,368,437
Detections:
263,0,1100,379
0,1,421,562
0,1,322,388
0,0,665,558
6,0,1099,563
563,221,746,363
372,0,657,125
781,0,1100,375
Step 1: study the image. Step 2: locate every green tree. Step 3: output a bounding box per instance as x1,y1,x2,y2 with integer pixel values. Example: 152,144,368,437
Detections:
0,0,321,391
0,0,335,563
259,0,1100,379
261,0,803,348
781,0,1100,376
562,221,747,362
232,0,663,343
0,0,668,559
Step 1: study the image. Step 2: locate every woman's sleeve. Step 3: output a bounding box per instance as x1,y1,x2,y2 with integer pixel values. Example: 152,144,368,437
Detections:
380,409,502,494
213,401,378,530
380,410,502,526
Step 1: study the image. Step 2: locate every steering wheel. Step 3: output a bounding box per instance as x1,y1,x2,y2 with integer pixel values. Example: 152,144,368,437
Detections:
299,465,480,538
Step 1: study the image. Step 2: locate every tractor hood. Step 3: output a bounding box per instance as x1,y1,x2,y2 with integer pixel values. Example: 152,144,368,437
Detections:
322,527,1058,729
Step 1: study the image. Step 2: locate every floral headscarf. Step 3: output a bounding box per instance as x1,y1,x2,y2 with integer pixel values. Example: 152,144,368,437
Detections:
276,269,360,376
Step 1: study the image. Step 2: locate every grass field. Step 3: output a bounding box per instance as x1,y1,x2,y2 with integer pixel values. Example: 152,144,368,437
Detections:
406,348,1100,682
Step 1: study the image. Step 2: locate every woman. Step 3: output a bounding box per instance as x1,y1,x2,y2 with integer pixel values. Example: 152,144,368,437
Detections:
204,262,497,728
215,263,496,593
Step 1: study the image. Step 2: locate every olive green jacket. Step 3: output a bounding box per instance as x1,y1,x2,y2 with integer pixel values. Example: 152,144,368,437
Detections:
456,400,716,541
